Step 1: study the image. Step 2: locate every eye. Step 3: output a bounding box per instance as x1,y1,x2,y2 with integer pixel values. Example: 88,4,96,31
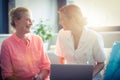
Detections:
25,18,31,22
26,18,30,21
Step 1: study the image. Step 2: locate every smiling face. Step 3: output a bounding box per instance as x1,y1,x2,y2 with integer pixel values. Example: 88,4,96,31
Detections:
59,13,69,30
58,4,86,31
15,11,33,34
9,7,33,35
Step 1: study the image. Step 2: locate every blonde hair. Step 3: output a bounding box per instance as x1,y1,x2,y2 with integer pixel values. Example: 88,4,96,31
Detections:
58,4,86,26
9,7,30,28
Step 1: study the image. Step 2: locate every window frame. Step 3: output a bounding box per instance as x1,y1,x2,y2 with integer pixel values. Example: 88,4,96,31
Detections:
89,26,120,32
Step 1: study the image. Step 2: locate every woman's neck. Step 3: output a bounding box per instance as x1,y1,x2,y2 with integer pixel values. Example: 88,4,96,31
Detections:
16,32,30,45
71,26,83,36
16,32,29,40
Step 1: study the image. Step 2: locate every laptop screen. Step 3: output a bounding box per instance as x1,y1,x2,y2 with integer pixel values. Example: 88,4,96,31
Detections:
50,64,93,80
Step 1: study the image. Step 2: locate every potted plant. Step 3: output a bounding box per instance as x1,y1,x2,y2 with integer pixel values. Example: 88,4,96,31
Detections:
32,19,53,50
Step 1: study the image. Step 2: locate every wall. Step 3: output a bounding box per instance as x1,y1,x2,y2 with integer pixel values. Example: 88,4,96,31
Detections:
73,0,120,27
9,0,58,33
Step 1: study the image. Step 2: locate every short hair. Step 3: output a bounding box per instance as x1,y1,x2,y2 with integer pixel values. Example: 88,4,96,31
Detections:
9,7,31,28
58,4,83,19
58,4,86,26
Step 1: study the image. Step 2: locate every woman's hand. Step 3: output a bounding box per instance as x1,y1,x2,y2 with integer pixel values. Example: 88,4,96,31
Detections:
35,75,42,80
33,74,42,80
32,69,49,80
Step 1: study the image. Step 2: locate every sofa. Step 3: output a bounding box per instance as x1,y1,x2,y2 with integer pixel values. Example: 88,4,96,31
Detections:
0,32,119,64
0,32,120,79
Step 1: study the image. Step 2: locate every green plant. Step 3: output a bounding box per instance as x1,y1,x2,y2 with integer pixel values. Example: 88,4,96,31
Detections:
33,19,53,42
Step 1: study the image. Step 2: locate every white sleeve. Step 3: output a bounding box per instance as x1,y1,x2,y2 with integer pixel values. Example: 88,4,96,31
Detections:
55,30,64,57
93,34,106,62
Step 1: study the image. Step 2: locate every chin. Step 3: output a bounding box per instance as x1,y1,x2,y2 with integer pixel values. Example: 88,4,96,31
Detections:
25,31,30,34
27,29,31,32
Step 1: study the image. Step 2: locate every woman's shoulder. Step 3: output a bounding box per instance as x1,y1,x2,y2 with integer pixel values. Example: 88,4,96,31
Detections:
87,28,98,34
30,34,43,42
31,34,41,38
88,28,102,37
1,35,13,47
86,28,103,40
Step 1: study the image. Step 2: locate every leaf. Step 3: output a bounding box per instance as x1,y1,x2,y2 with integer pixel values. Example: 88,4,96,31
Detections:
32,18,53,42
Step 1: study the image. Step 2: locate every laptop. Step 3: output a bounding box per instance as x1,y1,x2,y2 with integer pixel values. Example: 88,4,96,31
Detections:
50,64,93,80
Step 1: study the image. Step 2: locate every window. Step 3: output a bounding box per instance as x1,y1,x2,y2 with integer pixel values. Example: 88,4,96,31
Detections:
67,0,120,32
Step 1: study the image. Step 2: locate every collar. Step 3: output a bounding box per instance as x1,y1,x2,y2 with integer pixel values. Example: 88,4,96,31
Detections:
80,27,89,42
12,33,32,42
60,28,89,42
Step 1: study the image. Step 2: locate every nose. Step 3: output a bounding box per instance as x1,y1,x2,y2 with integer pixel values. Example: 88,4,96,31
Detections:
29,19,33,26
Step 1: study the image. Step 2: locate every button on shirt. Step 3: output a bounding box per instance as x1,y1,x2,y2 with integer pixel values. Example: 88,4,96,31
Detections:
56,28,105,66
0,33,50,80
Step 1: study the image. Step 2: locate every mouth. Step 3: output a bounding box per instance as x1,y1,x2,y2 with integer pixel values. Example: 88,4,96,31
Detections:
26,26,31,29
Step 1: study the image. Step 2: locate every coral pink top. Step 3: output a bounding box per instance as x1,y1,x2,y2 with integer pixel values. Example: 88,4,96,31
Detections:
0,33,50,80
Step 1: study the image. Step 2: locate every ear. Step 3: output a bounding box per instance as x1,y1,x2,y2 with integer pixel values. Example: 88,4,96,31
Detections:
14,19,19,26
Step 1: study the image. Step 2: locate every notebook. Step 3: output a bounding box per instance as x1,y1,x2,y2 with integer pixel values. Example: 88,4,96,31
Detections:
50,64,93,80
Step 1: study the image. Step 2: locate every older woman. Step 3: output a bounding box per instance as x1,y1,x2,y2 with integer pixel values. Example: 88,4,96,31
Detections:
55,4,105,80
0,7,50,80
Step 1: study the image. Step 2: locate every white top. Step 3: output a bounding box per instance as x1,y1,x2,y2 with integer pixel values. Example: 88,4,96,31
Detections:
55,28,105,66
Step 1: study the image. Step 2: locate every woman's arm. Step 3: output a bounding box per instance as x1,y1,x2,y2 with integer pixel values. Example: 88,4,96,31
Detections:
59,57,65,64
93,62,105,77
5,76,21,80
92,34,105,77
0,42,14,80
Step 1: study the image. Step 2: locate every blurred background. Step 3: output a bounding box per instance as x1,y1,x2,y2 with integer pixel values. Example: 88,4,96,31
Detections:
0,0,120,64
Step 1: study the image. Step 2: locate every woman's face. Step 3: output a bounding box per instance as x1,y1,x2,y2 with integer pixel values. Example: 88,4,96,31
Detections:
59,13,69,30
15,12,33,34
